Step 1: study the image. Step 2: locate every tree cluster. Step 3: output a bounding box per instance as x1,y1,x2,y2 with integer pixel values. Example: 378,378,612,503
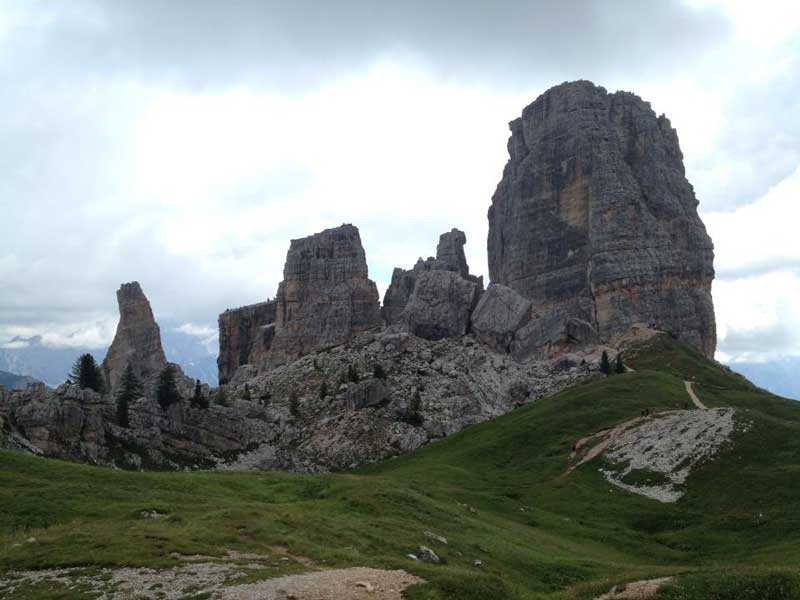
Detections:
156,364,181,410
600,351,626,376
68,353,105,393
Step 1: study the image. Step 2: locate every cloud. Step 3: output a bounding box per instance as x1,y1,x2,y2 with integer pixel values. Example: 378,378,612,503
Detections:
703,166,800,280
714,271,800,362
1,1,729,90
0,0,798,377
174,323,217,338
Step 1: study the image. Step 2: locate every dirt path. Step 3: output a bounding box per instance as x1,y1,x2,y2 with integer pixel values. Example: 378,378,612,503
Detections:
0,561,423,600
684,380,707,409
595,576,674,599
220,567,423,599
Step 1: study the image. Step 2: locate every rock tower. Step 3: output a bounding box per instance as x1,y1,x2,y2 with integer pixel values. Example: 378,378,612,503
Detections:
487,80,716,357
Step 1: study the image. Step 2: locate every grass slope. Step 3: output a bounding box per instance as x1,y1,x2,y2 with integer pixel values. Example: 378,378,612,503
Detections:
1,335,799,599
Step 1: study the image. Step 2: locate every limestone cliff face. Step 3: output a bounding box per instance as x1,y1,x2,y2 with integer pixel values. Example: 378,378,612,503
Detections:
102,282,168,392
217,301,277,385
487,80,716,357
382,228,483,340
267,224,382,364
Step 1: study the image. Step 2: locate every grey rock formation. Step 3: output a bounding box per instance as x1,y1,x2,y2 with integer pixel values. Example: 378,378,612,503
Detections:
2,329,589,472
102,282,168,392
218,301,277,385
268,224,382,365
470,284,532,353
487,80,716,357
345,379,391,410
435,228,470,278
382,229,483,340
401,270,481,341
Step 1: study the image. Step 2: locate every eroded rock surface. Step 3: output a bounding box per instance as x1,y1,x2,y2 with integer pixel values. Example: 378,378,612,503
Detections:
268,224,382,365
102,282,168,392
383,228,483,340
217,301,277,385
401,270,481,340
487,80,716,357
2,331,590,472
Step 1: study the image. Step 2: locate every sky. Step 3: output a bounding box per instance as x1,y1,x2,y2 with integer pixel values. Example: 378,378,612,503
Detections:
1,0,799,372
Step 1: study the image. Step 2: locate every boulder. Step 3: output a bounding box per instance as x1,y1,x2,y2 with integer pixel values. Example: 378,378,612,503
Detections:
487,80,716,357
470,284,532,352
345,379,391,410
383,229,484,340
401,270,481,341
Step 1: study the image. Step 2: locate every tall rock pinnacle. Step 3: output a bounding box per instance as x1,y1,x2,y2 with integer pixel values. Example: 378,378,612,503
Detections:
487,81,716,357
103,282,168,391
266,224,382,364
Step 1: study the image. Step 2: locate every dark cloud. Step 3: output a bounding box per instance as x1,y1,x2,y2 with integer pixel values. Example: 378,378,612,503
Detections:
8,1,729,89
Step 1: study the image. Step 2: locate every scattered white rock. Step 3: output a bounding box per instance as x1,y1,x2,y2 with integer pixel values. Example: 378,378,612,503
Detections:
416,546,440,563
600,408,738,502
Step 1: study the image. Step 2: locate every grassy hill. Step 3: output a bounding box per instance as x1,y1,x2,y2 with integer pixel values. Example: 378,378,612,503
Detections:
1,335,799,599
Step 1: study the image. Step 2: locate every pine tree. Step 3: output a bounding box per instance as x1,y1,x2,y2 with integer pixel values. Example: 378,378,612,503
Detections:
373,363,386,380
615,353,625,374
242,384,251,401
405,389,423,426
319,380,328,399
69,353,105,393
347,364,360,383
289,389,300,417
115,365,140,428
191,379,208,409
600,351,612,376
156,364,181,410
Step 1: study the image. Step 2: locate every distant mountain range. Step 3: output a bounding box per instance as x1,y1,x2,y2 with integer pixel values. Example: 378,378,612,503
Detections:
724,358,800,401
0,369,40,390
0,320,219,388
1,323,795,400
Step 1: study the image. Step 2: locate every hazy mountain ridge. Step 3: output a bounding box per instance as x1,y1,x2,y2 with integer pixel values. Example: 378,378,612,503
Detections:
0,324,218,388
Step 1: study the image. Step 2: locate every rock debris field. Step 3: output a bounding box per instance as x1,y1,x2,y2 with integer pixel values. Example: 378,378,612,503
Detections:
596,408,741,502
0,551,423,600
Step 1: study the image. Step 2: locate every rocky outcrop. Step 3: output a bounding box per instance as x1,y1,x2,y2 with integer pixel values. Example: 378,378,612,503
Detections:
217,301,277,385
2,330,591,472
382,229,483,340
102,282,168,392
487,80,716,357
470,284,532,353
401,270,481,340
267,224,382,365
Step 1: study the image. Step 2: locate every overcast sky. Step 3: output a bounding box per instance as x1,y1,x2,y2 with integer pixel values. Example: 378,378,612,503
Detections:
1,0,798,365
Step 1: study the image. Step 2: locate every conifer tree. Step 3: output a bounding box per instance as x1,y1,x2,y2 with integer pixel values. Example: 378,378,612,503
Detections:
115,365,140,428
69,353,105,393
405,388,423,426
191,379,208,409
373,363,386,380
615,353,625,374
156,364,181,410
289,389,300,417
242,383,251,401
600,351,612,376
347,364,360,383
319,380,328,399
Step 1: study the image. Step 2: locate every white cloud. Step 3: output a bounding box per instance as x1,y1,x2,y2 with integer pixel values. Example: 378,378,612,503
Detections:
174,323,217,338
714,271,800,362
703,165,800,280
